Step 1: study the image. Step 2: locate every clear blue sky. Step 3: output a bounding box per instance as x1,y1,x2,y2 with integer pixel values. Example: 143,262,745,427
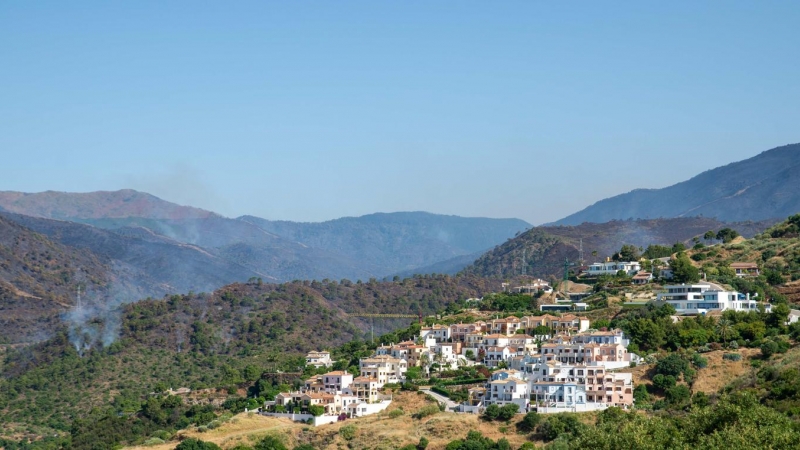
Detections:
1,1,798,224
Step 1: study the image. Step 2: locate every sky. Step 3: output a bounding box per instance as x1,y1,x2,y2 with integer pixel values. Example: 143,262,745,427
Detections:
1,2,799,225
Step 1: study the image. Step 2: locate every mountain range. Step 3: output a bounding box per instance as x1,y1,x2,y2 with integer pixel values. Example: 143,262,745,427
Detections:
555,143,800,225
0,190,530,343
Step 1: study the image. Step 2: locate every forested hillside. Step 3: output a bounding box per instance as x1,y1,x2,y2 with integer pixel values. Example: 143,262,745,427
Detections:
0,274,497,442
0,215,113,343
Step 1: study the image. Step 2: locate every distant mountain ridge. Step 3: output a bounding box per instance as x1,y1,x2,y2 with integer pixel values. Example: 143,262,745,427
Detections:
555,143,800,225
0,190,530,285
0,189,216,220
241,212,530,276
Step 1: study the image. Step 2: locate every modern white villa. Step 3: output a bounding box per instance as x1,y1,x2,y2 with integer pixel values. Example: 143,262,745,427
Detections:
655,283,772,315
585,261,641,277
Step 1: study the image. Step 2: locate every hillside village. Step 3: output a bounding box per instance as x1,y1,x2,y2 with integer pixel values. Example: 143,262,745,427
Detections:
254,224,800,432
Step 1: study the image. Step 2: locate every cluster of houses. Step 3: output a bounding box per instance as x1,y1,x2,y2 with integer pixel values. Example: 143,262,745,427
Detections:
454,322,637,414
259,258,770,424
275,314,638,422
261,353,397,424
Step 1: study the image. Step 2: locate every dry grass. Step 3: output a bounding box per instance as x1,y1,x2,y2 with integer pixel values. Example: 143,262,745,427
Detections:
691,348,760,394
123,391,541,450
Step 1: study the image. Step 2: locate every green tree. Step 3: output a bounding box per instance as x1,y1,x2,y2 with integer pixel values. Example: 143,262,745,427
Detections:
615,245,641,262
497,403,519,421
656,354,689,378
716,228,740,244
670,253,700,283
665,385,691,405
483,404,500,421
537,413,584,441
176,439,222,450
761,340,779,358
255,436,288,450
307,404,324,416
517,411,541,432
703,230,715,244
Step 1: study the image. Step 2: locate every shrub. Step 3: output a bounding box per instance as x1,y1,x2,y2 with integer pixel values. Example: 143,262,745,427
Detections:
516,411,541,432
633,384,650,403
483,404,500,421
413,404,440,420
255,435,288,450
496,403,519,421
692,353,708,369
665,385,691,405
656,354,689,377
723,353,742,362
761,340,779,358
175,439,222,450
144,437,165,446
388,408,404,418
652,374,676,390
537,413,584,441
338,424,357,441
417,436,429,449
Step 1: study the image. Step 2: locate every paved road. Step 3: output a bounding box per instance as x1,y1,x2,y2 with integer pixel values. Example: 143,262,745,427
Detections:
420,389,459,411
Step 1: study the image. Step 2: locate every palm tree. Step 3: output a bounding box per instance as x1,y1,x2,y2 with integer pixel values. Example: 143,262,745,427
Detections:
717,317,732,345
420,353,431,375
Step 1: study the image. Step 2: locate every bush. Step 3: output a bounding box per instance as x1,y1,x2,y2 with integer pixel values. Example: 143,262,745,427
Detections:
413,404,440,420
761,340,779,358
339,424,357,440
537,413,584,441
633,384,650,403
691,353,708,369
517,411,541,432
652,374,676,390
656,354,689,378
255,435,288,450
417,436,429,449
483,404,500,421
388,408,404,418
665,385,691,405
144,437,165,446
497,403,519,421
307,404,324,417
175,439,222,450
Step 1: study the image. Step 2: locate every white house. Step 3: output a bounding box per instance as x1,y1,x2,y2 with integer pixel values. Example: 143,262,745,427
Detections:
322,371,353,392
305,351,333,368
656,283,772,315
420,324,451,343
585,261,641,277
359,355,407,386
485,372,529,410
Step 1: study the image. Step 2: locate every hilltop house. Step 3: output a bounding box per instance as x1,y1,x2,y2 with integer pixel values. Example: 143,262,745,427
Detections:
585,261,641,277
731,262,760,278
